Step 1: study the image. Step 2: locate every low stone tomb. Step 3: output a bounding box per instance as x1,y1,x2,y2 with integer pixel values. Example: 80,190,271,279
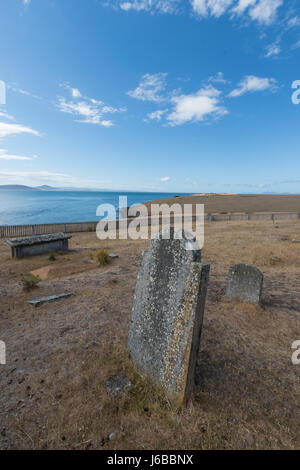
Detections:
6,233,71,259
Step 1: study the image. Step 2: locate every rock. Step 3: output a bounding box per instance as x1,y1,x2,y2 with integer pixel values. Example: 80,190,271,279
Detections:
226,264,263,305
128,227,210,405
292,239,300,243
109,253,119,259
28,292,75,307
108,432,116,441
106,373,132,397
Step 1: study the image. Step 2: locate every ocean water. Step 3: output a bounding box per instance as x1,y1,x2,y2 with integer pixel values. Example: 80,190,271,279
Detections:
0,190,190,226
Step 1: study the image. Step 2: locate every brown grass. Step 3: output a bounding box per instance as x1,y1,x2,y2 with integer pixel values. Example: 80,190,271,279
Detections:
96,249,110,266
0,219,300,449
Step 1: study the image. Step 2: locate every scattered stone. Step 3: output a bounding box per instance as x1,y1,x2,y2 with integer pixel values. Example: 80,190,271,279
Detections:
270,256,282,265
292,239,300,243
106,373,132,397
226,264,263,305
128,228,210,405
82,260,92,265
109,253,119,259
28,292,75,307
108,432,116,441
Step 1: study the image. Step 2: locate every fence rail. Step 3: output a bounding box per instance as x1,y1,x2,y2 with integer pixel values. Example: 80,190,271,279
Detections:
0,211,299,239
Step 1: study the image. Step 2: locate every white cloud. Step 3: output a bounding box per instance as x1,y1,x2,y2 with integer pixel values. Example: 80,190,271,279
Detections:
287,16,300,29
0,149,35,161
71,88,81,98
58,85,125,126
192,0,283,25
0,111,14,121
0,121,40,139
207,71,229,84
146,109,168,121
231,0,256,15
249,0,283,25
110,0,288,28
118,1,180,14
291,39,300,50
167,85,228,126
127,73,168,102
265,42,281,57
23,0,31,4
228,75,277,97
160,176,171,182
7,84,41,100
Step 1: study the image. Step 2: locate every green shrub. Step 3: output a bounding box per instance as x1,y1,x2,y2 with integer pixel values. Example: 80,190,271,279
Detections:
48,251,56,262
20,274,41,291
96,249,110,266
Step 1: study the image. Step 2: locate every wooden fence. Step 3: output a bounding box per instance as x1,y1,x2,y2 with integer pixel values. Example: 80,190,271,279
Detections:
0,211,299,239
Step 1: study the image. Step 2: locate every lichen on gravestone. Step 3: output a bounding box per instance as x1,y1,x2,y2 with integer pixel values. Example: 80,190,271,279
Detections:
128,227,210,405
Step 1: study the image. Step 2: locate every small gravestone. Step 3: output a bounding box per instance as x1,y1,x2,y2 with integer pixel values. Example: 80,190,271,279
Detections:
226,264,263,305
127,228,210,405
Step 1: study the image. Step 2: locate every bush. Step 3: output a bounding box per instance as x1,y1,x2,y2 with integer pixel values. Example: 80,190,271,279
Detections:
20,274,41,291
48,251,56,262
96,249,110,266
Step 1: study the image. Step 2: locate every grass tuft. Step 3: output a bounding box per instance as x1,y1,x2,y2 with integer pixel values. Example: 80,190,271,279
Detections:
20,274,41,291
48,252,56,262
96,249,110,266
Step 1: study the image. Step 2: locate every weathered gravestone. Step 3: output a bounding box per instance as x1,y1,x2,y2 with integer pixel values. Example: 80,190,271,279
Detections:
226,264,263,305
128,228,210,405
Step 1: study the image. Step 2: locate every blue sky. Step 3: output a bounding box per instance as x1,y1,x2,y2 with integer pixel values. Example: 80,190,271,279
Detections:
0,0,300,193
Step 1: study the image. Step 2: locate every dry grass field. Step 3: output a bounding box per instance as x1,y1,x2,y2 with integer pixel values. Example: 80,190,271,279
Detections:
143,194,300,214
0,217,300,449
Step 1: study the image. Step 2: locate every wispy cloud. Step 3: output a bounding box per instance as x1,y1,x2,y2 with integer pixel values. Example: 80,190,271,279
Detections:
0,149,36,161
160,176,171,182
57,84,126,126
7,84,41,100
192,0,283,25
145,109,168,121
127,73,168,102
0,121,40,139
265,41,281,57
111,0,284,25
117,1,181,14
0,111,14,121
207,71,230,84
228,75,277,97
167,85,228,126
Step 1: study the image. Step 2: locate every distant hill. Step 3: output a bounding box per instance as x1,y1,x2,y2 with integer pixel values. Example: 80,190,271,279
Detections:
35,185,58,191
0,185,37,191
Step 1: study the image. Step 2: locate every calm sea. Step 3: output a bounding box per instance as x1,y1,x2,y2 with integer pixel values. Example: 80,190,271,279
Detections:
0,190,191,226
